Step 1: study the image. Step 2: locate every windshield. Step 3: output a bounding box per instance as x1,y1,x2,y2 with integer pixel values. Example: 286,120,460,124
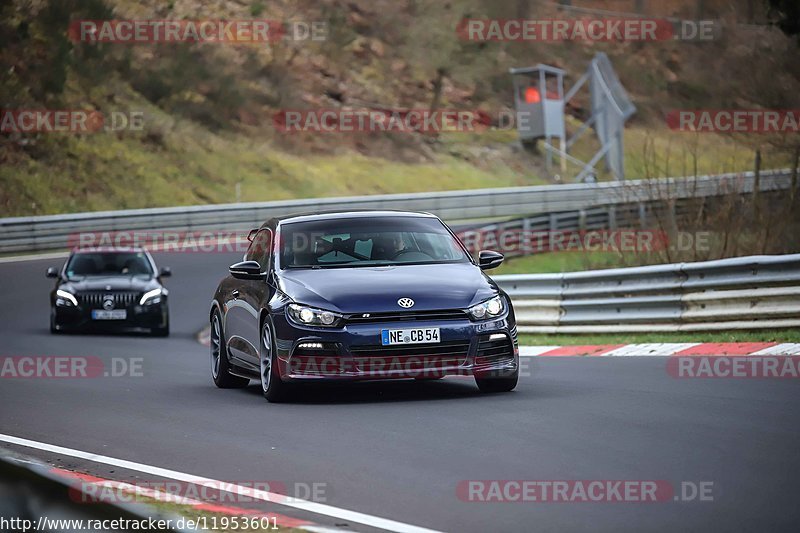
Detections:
65,252,154,279
279,216,470,268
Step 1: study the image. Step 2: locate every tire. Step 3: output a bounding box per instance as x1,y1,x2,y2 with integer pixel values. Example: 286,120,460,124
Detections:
475,366,519,393
49,309,60,334
152,321,170,337
260,320,291,402
210,310,249,389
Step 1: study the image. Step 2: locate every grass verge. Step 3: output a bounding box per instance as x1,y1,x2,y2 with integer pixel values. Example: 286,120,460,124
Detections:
491,251,627,275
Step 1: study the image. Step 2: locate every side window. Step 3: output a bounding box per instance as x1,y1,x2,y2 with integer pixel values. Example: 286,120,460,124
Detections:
246,229,272,270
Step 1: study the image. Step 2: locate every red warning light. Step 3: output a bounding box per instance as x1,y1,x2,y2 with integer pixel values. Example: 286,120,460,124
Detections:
524,87,541,103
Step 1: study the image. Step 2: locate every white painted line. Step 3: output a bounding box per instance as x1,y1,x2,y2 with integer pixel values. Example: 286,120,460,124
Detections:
750,343,800,356
603,343,701,357
519,346,559,357
0,251,69,264
0,433,442,533
302,527,357,533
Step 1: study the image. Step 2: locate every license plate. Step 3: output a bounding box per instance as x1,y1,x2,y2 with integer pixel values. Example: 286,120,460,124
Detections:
381,327,440,346
92,310,127,320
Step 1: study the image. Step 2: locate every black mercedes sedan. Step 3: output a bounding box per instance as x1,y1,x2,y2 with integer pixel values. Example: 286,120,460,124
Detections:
47,247,171,336
210,210,518,402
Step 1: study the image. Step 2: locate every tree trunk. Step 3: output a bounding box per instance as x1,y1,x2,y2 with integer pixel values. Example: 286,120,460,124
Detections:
428,68,447,138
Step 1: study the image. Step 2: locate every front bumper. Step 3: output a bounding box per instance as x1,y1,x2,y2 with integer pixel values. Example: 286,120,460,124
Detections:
272,314,518,381
52,303,168,332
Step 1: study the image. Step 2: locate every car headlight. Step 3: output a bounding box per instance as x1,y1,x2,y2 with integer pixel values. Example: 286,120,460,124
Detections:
55,289,77,307
287,303,343,327
468,295,505,321
139,288,164,306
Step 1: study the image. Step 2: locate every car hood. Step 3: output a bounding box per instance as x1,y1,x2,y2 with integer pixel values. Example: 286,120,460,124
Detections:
277,263,498,314
61,276,159,292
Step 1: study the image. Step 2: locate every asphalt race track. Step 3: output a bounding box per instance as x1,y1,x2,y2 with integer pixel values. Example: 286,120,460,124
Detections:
1,252,799,532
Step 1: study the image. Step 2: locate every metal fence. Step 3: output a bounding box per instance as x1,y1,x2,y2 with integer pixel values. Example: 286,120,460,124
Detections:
0,169,794,253
493,254,800,333
455,196,713,258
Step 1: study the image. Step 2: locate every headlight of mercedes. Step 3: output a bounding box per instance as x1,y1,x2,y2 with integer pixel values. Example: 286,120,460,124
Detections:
467,295,505,321
287,303,343,327
139,288,165,306
55,289,78,307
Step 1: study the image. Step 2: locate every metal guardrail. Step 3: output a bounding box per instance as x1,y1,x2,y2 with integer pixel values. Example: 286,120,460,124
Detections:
494,254,800,333
0,169,794,253
0,454,191,532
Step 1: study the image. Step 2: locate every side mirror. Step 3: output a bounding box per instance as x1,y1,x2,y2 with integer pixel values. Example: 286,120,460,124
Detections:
159,266,172,278
46,267,59,278
478,250,504,270
229,260,265,280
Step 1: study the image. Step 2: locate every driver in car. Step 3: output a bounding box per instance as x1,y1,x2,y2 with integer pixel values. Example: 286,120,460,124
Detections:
388,232,407,258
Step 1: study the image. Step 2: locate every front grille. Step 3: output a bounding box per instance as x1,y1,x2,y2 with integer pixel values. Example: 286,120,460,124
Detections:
350,341,470,371
77,291,140,308
475,334,515,366
344,309,468,325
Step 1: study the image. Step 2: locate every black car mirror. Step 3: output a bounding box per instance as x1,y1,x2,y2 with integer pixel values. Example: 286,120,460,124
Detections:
229,260,266,280
478,250,504,270
159,266,172,277
46,267,59,278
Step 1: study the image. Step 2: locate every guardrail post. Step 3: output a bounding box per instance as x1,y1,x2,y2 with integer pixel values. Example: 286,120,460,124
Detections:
522,216,532,253
549,213,559,233
578,209,587,231
638,202,647,229
607,205,617,230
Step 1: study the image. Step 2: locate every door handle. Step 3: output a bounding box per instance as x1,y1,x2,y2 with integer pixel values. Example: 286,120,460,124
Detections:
232,290,240,299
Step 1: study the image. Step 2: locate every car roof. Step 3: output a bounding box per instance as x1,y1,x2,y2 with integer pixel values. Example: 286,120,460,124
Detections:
269,209,438,227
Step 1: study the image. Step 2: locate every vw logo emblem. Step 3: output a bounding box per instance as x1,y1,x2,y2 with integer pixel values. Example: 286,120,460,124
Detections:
397,298,414,309
102,296,115,311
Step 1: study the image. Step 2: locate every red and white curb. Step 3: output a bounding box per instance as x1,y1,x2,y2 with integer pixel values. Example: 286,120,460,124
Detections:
520,343,800,357
50,467,345,533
